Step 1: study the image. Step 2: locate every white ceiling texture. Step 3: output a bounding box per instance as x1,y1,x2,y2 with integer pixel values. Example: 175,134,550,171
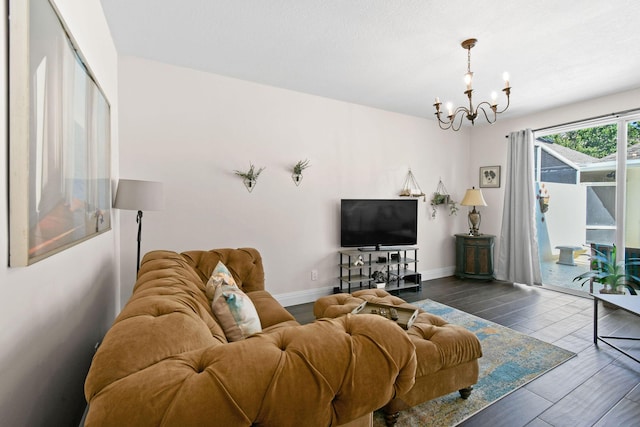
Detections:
100,0,640,121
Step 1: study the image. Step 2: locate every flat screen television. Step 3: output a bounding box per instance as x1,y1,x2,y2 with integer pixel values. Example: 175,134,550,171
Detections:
340,199,418,250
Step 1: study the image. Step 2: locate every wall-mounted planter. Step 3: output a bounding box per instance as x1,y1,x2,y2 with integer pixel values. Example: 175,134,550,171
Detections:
292,159,310,187
430,179,458,218
234,163,265,193
399,168,426,201
243,178,257,192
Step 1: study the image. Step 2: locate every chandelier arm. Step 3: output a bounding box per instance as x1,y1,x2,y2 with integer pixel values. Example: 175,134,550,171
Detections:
495,89,511,114
435,111,454,130
435,108,468,131
435,111,454,129
476,103,497,124
436,104,471,129
453,106,471,117
436,117,454,130
451,111,466,131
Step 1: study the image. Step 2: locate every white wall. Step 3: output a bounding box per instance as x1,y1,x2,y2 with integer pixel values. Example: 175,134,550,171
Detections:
118,57,640,304
118,56,472,306
0,1,119,425
469,88,640,261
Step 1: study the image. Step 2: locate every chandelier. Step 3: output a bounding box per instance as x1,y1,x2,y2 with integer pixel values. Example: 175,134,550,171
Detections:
434,38,511,131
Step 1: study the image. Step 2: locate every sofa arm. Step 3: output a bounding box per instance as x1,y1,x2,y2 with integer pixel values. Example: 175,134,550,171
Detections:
85,314,416,427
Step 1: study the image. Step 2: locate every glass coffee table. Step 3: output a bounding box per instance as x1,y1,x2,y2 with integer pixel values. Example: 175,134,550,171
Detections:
592,293,640,363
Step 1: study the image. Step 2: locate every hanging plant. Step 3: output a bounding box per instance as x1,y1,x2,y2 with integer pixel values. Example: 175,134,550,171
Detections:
430,179,458,218
292,159,311,186
234,163,265,192
431,193,449,205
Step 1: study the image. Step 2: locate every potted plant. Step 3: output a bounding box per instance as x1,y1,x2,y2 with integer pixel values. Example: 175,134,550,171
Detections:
430,193,458,218
234,163,265,192
292,159,310,186
431,193,449,206
573,244,640,296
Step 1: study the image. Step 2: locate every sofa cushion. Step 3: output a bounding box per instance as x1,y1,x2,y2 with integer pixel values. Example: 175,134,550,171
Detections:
207,261,262,341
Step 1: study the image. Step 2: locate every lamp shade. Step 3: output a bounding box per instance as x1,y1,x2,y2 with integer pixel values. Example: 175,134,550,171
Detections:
460,188,487,207
114,179,164,211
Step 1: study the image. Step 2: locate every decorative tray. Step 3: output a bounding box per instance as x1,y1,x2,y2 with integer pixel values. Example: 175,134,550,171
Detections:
351,301,418,330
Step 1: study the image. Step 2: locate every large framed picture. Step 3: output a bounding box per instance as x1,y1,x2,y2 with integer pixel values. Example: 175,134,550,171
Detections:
479,166,501,188
8,0,111,266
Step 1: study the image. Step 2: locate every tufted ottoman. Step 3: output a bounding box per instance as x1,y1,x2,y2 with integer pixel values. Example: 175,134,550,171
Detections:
314,289,482,426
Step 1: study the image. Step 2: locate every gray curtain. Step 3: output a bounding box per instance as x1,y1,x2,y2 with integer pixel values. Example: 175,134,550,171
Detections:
495,129,542,285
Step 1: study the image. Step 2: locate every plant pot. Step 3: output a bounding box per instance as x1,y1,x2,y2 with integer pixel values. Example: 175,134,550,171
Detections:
432,194,450,205
243,178,256,192
292,173,303,186
600,287,625,308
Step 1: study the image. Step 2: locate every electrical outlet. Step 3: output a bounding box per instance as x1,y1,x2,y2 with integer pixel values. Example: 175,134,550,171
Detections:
311,269,318,281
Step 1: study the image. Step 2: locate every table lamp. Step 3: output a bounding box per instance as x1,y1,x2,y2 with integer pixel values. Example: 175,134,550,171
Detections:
114,179,164,274
460,187,487,236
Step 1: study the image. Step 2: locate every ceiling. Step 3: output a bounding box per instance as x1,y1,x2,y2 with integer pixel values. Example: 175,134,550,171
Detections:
99,0,640,121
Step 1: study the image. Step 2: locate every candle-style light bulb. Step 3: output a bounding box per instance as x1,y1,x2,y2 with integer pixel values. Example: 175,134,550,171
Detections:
491,91,498,105
446,102,453,116
464,72,473,90
503,72,510,88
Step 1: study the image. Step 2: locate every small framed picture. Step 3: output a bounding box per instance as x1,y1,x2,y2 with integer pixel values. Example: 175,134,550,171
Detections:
479,166,501,188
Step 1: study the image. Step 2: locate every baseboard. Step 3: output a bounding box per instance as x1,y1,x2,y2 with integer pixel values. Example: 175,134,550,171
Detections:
274,286,336,307
420,266,456,281
274,267,456,307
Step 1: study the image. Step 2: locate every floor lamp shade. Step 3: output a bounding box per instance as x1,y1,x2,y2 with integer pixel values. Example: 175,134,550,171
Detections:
114,179,164,274
460,187,487,236
114,179,164,212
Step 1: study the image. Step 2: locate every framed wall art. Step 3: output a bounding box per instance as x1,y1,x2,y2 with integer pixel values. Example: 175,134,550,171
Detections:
479,166,501,188
9,0,111,266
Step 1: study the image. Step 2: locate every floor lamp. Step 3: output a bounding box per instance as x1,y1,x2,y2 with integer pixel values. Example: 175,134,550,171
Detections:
114,179,164,275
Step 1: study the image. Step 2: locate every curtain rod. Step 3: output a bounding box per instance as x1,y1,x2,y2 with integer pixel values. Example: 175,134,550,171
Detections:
504,107,640,138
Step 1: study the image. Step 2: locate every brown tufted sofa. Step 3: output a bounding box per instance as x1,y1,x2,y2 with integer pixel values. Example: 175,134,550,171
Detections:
84,248,418,427
314,289,482,426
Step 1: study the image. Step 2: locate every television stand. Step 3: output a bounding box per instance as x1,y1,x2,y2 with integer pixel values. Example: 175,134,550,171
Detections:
338,247,420,294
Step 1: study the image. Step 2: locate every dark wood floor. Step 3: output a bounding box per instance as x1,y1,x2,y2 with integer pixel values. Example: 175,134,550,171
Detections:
285,276,640,427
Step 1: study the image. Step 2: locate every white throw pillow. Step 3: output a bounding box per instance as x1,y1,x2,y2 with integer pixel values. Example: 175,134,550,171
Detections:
206,261,262,341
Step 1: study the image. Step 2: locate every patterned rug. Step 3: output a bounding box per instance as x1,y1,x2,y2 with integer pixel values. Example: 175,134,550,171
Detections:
373,299,575,426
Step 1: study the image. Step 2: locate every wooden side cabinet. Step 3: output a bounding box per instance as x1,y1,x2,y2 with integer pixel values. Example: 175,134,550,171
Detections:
455,234,495,280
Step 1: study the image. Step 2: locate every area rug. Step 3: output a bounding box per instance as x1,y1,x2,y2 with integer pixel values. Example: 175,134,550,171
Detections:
372,299,575,427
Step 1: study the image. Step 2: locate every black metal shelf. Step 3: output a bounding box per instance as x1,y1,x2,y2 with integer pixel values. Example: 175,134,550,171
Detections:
337,248,421,294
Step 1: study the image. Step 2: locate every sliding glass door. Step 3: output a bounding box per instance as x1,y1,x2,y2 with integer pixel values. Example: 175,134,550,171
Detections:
534,114,640,294
625,120,640,288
